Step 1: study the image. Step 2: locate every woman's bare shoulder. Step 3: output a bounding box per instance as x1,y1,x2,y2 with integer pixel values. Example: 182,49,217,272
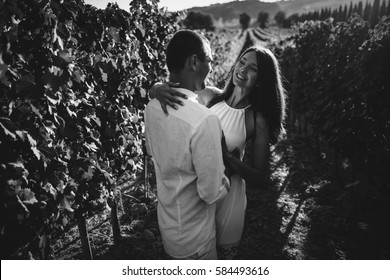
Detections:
254,111,268,130
246,110,269,141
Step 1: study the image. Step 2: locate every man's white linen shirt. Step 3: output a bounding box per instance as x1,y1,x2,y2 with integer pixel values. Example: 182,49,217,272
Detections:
145,88,229,258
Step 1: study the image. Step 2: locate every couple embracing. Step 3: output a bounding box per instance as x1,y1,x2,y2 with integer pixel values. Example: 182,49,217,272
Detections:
144,29,286,260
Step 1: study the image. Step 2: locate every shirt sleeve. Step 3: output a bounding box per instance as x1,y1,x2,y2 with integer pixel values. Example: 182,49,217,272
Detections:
144,108,151,156
191,114,230,204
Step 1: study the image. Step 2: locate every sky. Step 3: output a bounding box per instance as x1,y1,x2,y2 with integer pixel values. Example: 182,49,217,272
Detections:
84,0,279,12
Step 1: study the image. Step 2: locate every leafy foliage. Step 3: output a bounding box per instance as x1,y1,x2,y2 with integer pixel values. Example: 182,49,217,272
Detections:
240,12,251,30
276,15,390,182
203,29,242,89
287,0,390,27
257,11,269,29
274,11,287,28
0,0,179,259
181,11,215,31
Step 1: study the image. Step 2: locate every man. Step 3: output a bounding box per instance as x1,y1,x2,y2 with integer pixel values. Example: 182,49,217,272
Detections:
144,30,230,260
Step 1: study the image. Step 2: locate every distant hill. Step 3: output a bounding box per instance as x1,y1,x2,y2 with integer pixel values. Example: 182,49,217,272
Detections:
278,0,376,16
186,0,377,24
187,0,280,23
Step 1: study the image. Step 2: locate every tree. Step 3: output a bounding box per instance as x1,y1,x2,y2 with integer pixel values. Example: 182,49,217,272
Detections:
257,11,269,28
379,0,387,17
286,13,300,27
327,7,332,18
370,0,381,25
343,4,348,21
332,7,340,21
348,1,354,18
313,10,320,20
240,12,251,30
357,1,364,16
274,11,286,28
388,0,390,15
182,11,215,31
363,1,372,21
320,8,331,20
337,5,344,21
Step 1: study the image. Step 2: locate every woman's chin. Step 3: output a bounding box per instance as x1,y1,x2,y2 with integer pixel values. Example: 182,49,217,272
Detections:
232,78,244,87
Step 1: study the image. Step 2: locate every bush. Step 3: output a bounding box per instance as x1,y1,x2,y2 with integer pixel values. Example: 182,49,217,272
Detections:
277,15,390,183
182,11,215,31
0,0,179,259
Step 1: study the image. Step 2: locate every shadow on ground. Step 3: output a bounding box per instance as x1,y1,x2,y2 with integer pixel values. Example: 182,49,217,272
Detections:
239,129,390,260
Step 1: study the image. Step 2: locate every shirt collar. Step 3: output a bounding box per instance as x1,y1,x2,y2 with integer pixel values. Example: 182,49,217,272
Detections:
175,88,199,103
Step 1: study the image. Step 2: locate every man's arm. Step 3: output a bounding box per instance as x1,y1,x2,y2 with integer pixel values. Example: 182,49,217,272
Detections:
191,114,230,204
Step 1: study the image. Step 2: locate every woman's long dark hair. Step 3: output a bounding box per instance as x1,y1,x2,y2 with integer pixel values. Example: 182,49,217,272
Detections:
207,46,287,144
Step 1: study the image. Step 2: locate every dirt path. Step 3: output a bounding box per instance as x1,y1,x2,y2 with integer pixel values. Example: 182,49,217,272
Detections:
53,128,389,260
239,129,390,260
239,130,333,259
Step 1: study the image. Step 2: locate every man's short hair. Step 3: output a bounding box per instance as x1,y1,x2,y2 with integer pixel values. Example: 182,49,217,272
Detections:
166,29,208,74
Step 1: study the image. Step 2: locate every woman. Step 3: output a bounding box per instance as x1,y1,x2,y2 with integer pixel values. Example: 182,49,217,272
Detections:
150,46,286,259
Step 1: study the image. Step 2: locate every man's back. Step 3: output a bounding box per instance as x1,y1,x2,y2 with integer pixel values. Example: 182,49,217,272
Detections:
145,88,229,258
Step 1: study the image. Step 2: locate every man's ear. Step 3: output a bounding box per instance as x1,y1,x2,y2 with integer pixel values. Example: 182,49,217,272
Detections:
189,54,198,71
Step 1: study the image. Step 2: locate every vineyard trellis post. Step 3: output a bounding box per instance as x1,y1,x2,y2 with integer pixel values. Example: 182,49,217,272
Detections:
110,187,122,246
75,210,93,260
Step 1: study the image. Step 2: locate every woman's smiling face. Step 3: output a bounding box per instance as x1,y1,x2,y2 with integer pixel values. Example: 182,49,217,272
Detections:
233,51,258,90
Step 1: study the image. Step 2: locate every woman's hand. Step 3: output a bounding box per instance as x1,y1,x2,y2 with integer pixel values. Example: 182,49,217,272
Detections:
230,148,240,159
150,82,187,115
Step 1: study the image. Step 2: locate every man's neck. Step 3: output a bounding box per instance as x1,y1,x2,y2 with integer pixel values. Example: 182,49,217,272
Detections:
170,72,197,92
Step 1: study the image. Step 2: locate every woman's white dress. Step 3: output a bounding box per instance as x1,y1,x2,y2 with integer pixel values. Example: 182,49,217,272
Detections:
210,101,249,247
